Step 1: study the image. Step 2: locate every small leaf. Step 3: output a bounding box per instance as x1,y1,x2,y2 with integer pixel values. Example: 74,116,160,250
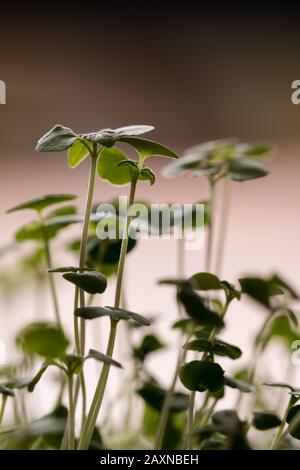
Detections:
240,142,274,156
189,272,223,290
98,147,131,185
28,363,49,392
67,139,91,168
116,125,154,137
6,194,77,214
178,285,224,327
48,266,94,273
228,158,268,181
184,338,242,360
286,405,300,439
17,323,69,359
75,306,151,326
62,355,83,375
63,271,107,294
119,136,178,160
0,384,14,397
252,411,281,430
239,277,283,309
179,360,225,392
139,167,156,185
36,125,78,152
134,334,164,361
172,319,195,333
137,382,189,412
83,129,118,146
5,377,33,390
86,349,122,368
224,376,254,393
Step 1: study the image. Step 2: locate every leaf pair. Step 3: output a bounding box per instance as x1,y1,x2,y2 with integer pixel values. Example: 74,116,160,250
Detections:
184,337,242,360
162,138,272,182
36,124,178,174
75,306,151,326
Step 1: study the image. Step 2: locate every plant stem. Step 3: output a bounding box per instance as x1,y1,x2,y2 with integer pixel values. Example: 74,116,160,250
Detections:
155,329,193,449
187,391,195,449
0,395,7,426
270,396,294,449
67,374,75,450
39,214,61,328
215,177,231,277
78,171,139,450
77,319,117,449
75,148,98,426
205,179,216,272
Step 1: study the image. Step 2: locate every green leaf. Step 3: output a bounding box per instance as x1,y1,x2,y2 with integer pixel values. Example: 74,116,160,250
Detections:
86,349,122,368
62,355,83,375
5,377,33,390
184,338,242,360
189,272,223,290
98,147,131,185
83,125,154,148
28,363,49,392
178,286,224,327
239,277,283,309
67,139,90,168
172,319,195,333
0,384,14,397
47,205,77,218
17,323,69,359
252,411,281,430
36,125,78,152
286,405,300,439
139,167,156,185
48,266,94,273
270,274,299,299
63,271,107,294
116,125,154,137
137,382,189,412
134,334,164,361
228,158,268,181
240,142,274,156
179,360,225,392
6,194,77,213
267,315,299,348
75,306,151,326
119,136,178,160
224,376,254,393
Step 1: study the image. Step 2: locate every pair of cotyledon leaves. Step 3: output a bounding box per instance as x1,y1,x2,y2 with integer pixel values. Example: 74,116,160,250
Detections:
162,137,273,182
36,124,178,186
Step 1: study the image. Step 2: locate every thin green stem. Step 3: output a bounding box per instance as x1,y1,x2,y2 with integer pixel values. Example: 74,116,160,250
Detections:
77,319,118,449
78,170,139,450
270,396,294,449
67,374,75,450
205,179,216,272
39,214,61,328
0,395,7,426
155,329,193,449
75,148,98,427
187,391,195,449
215,177,231,277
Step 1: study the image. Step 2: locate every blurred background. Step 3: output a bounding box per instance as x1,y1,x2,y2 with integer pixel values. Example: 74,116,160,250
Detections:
0,2,300,435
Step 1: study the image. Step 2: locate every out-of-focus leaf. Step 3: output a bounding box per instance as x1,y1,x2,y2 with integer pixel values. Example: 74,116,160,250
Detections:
7,194,77,214
17,323,69,359
179,360,225,393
